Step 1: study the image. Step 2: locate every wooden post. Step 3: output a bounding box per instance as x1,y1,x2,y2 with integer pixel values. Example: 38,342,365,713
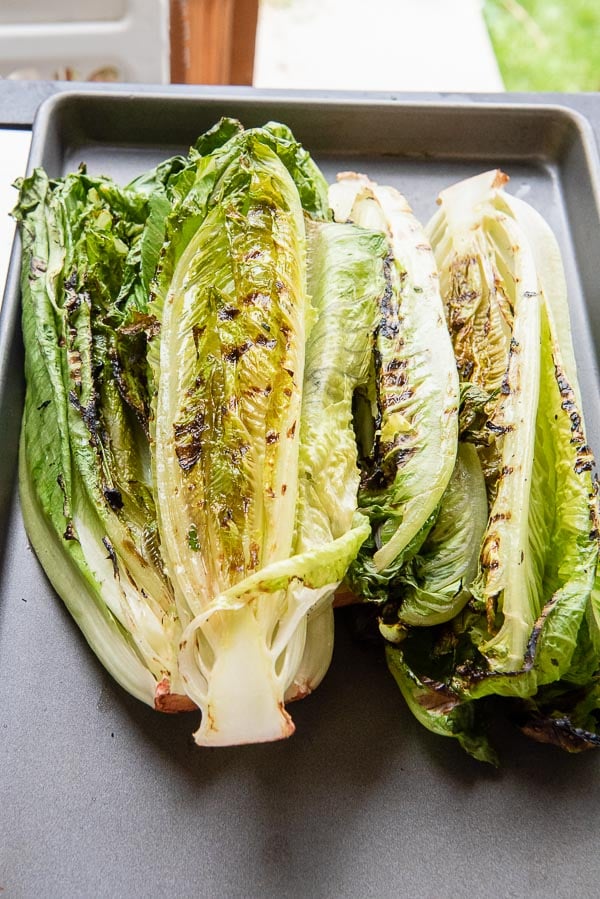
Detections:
170,0,259,85
229,0,260,86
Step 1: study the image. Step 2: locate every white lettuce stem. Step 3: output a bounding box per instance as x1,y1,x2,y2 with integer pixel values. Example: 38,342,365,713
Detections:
181,603,294,746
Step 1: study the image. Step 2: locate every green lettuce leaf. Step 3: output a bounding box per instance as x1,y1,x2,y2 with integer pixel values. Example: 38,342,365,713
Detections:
17,122,343,739
387,442,488,628
385,637,498,765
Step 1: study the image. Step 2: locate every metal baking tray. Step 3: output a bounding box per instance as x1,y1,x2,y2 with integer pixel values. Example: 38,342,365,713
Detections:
2,90,600,898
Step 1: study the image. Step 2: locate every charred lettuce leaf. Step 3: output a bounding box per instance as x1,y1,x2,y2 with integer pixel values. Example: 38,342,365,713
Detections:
380,443,488,630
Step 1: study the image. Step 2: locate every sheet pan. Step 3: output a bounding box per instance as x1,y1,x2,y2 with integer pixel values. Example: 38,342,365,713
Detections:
2,90,600,899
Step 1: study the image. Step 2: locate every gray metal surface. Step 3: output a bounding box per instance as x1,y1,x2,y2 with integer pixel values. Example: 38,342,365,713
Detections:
2,90,600,899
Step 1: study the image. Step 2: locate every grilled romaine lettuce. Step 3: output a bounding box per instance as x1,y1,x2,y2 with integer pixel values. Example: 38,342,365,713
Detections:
17,166,187,708
379,442,488,632
383,170,600,760
147,133,384,744
19,130,600,760
329,173,460,597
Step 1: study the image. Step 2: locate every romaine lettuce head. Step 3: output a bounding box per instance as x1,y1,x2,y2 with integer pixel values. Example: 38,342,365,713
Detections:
382,170,600,760
149,140,392,742
17,122,379,746
17,165,188,708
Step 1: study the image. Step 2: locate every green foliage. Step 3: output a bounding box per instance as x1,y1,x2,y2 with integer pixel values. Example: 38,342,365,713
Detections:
484,0,600,92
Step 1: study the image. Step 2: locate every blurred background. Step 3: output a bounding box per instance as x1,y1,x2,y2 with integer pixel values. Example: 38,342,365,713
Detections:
0,0,598,291
0,0,597,93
